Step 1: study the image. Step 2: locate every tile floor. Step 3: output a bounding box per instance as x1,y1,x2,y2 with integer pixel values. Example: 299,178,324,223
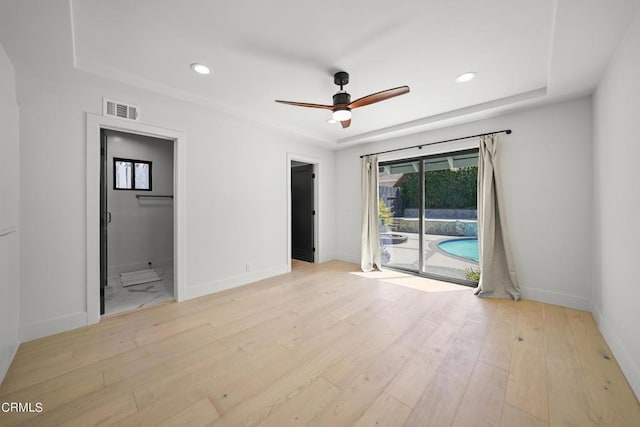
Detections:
104,267,174,316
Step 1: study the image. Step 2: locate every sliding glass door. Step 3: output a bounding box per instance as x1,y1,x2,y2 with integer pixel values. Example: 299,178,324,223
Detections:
378,149,479,285
378,160,420,271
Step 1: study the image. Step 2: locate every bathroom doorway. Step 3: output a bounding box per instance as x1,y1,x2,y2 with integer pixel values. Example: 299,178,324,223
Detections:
100,129,175,315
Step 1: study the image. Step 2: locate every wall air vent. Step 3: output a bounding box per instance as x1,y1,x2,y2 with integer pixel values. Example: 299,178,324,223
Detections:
103,98,140,121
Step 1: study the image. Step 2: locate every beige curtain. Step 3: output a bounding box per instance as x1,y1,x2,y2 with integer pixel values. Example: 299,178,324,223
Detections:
475,135,520,299
361,155,381,272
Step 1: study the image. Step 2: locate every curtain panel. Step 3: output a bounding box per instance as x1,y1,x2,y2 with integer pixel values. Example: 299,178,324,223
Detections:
476,135,520,299
361,155,381,272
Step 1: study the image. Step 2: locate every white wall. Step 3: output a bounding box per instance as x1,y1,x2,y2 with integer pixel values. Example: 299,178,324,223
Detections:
336,97,594,310
106,130,174,275
0,1,336,341
593,8,640,399
0,40,20,382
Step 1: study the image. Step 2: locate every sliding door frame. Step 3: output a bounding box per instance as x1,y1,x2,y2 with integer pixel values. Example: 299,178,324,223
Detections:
379,147,479,286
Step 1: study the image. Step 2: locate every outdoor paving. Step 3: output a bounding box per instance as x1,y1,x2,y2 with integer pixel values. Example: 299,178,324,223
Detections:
382,232,478,282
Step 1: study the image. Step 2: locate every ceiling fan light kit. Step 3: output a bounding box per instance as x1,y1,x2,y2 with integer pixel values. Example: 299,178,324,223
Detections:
275,71,409,129
332,108,352,121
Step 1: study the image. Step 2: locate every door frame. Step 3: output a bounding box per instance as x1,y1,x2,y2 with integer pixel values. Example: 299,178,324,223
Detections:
86,113,186,325
286,153,320,272
378,147,480,286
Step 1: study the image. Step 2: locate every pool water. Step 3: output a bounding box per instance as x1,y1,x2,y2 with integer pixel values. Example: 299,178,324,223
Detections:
438,238,479,262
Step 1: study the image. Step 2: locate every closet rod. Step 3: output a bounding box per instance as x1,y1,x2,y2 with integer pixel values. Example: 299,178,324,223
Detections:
359,129,512,158
135,194,173,199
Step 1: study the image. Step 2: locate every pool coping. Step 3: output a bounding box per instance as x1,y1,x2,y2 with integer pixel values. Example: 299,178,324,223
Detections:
431,237,480,265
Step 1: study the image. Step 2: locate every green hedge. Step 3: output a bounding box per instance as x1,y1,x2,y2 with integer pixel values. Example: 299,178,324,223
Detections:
399,166,477,209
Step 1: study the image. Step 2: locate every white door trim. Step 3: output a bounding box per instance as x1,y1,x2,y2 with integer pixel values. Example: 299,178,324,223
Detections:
286,153,321,272
85,113,186,325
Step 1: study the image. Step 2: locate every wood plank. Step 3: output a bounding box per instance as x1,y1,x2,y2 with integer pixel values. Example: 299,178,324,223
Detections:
310,343,412,426
2,260,639,426
0,370,104,426
478,299,519,371
516,300,545,347
0,336,137,394
159,398,219,427
211,346,345,426
543,305,599,427
259,377,341,426
26,392,138,427
353,392,412,427
103,323,219,385
501,403,549,427
452,361,508,426
118,389,219,426
505,339,549,421
384,351,443,408
403,324,483,427
208,309,390,415
132,343,280,410
566,308,640,426
546,353,598,427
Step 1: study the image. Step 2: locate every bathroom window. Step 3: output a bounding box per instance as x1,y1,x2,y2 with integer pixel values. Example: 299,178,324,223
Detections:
114,158,152,190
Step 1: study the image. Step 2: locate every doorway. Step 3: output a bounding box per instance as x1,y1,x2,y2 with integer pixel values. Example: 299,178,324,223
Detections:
378,149,480,285
100,129,175,315
291,161,315,263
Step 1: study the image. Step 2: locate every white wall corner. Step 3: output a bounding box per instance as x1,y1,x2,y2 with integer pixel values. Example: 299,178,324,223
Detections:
334,252,361,265
316,253,337,264
0,342,18,385
19,312,88,343
519,286,592,312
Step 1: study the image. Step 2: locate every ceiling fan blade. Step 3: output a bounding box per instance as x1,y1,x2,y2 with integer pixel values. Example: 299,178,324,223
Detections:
349,86,410,109
275,100,333,110
341,119,351,129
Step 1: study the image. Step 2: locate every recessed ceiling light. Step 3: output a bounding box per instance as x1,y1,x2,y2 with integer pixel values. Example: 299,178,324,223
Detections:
327,118,337,124
190,63,211,75
455,72,477,83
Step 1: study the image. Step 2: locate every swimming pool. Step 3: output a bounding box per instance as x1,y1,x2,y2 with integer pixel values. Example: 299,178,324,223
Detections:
438,238,479,262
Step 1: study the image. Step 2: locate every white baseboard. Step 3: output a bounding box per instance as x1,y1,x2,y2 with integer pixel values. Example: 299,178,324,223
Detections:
592,304,640,400
19,311,88,343
334,252,360,265
0,342,19,385
519,286,591,311
316,253,336,264
181,264,289,302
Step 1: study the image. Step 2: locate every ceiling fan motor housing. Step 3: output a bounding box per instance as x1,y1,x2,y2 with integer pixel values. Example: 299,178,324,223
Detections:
333,92,351,106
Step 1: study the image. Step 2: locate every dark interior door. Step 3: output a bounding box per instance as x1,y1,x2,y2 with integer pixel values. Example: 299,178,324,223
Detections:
291,164,314,262
99,130,108,315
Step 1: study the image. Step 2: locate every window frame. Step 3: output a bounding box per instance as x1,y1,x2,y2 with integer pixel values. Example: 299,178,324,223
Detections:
113,157,153,191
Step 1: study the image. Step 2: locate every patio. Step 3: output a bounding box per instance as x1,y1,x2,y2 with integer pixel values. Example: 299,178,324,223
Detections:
381,232,479,283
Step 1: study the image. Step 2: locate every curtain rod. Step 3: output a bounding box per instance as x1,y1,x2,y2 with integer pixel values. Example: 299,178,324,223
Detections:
359,129,512,158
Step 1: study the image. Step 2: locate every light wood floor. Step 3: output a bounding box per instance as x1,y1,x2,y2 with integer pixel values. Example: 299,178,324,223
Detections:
1,260,639,426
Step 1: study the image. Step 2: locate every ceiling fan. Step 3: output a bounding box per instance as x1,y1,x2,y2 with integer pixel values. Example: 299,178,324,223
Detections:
275,71,410,128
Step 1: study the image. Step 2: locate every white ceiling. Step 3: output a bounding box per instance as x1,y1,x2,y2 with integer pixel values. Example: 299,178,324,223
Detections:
3,0,640,146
